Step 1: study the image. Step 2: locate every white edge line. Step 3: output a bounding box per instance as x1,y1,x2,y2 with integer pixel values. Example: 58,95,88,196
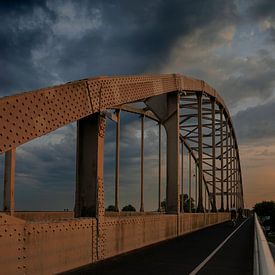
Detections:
189,218,249,275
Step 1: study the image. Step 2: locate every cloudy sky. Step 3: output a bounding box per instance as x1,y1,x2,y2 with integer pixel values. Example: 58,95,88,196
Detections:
0,0,274,210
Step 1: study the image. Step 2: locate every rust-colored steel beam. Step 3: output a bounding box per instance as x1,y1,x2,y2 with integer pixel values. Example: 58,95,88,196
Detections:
0,74,233,153
196,92,204,212
189,151,192,212
115,109,120,211
225,119,229,211
181,141,184,212
158,123,162,212
0,74,244,214
211,98,217,212
4,149,16,213
220,107,224,211
230,129,233,208
140,115,145,212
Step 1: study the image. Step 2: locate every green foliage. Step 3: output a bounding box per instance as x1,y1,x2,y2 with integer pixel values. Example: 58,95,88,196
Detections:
106,205,117,211
122,204,136,212
254,201,275,231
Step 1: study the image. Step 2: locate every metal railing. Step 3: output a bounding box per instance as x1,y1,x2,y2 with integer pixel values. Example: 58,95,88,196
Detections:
254,213,275,274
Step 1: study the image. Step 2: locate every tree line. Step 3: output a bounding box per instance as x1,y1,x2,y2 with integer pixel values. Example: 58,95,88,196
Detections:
105,193,195,212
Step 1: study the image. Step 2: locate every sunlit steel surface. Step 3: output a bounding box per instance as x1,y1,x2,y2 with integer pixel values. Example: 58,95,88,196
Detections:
0,74,243,274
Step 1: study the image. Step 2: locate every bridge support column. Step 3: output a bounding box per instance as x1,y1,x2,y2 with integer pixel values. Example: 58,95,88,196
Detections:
146,92,180,214
234,148,237,208
219,107,224,212
158,123,162,212
230,130,233,208
211,98,217,212
225,119,229,211
115,109,121,212
75,113,106,260
181,141,184,212
189,152,192,212
140,115,144,212
197,93,204,212
4,149,16,214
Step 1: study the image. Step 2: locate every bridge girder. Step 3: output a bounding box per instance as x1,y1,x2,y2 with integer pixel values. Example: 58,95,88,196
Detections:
0,74,244,214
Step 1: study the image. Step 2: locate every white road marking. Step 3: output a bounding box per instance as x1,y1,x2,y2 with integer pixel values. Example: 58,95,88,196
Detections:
189,218,249,275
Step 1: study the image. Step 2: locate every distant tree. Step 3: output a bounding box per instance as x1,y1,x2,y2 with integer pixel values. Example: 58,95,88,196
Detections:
122,204,136,212
106,205,117,212
181,194,195,212
161,194,195,212
254,201,275,231
160,200,166,211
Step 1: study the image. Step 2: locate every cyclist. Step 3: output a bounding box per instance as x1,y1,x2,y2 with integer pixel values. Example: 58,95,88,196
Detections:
230,205,237,226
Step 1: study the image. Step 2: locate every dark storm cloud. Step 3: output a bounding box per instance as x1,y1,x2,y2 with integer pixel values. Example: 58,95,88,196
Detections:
249,0,275,22
249,0,275,41
233,100,275,143
0,0,238,96
218,50,275,108
0,0,240,210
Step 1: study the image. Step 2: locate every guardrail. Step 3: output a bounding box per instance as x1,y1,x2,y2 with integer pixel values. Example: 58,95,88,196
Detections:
254,213,275,274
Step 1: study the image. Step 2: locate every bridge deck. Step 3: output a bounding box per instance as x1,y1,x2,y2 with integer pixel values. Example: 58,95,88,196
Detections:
65,217,254,274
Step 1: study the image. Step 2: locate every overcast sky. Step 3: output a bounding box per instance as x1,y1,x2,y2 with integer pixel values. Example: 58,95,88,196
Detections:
0,0,274,210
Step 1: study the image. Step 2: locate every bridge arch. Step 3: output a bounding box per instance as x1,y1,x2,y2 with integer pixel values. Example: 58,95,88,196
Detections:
0,74,243,215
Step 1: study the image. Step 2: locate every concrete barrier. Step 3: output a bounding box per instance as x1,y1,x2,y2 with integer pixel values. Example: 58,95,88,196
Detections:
254,213,275,275
0,212,229,274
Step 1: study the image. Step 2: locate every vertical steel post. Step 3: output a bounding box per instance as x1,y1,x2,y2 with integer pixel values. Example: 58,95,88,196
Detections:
165,93,180,214
181,141,184,212
234,148,237,208
225,119,229,211
189,151,192,212
208,193,210,213
220,107,224,211
204,184,207,210
197,93,204,212
158,123,162,212
4,149,16,214
230,129,233,208
115,109,120,211
75,113,106,260
140,115,144,212
146,92,180,214
195,165,198,209
237,169,242,207
232,148,237,208
211,98,217,212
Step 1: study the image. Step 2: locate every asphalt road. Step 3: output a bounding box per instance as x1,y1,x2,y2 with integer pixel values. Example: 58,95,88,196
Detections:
64,217,254,275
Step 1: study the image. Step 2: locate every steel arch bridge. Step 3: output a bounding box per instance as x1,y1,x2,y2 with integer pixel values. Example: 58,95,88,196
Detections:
0,74,243,273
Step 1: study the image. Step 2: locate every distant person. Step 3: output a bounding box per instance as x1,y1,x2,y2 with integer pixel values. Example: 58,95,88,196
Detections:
230,205,237,226
237,207,243,220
